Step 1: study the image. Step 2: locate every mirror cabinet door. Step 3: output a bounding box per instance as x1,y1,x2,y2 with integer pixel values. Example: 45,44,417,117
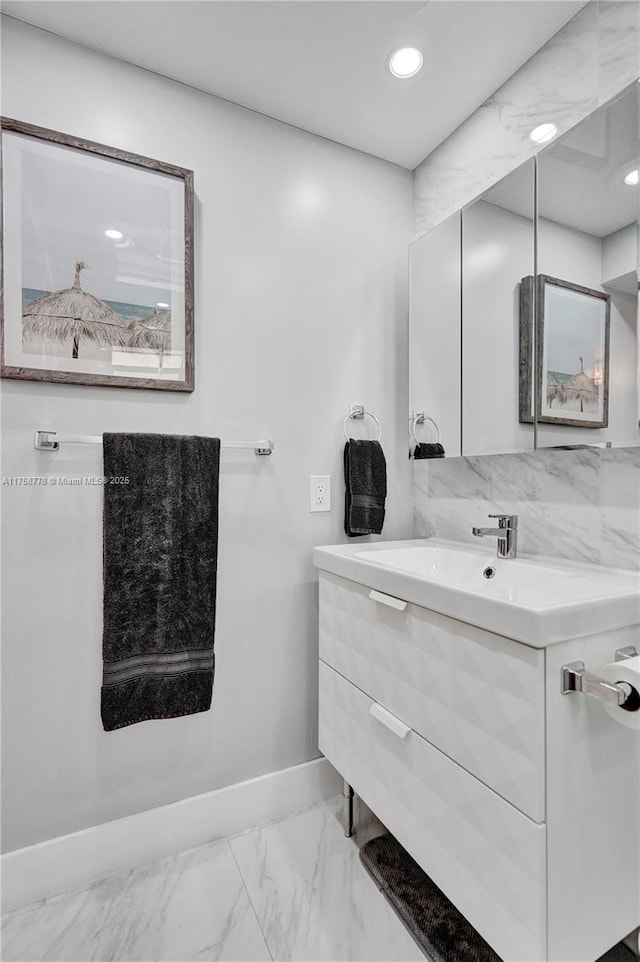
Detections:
409,211,461,459
461,158,536,456
408,83,638,459
535,83,639,448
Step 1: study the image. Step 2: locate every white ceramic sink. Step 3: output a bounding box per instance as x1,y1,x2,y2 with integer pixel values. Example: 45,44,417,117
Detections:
355,544,624,599
313,539,640,646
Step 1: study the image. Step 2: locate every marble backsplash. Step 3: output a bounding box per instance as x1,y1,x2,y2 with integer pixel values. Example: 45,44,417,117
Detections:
413,446,640,571
413,1,640,237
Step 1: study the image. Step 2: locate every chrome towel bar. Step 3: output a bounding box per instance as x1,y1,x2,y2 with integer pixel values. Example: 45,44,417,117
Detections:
34,430,273,456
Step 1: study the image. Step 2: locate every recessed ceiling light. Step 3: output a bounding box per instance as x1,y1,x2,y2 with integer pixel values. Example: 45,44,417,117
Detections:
624,168,639,186
156,301,169,309
530,123,557,144
105,228,124,240
389,47,423,79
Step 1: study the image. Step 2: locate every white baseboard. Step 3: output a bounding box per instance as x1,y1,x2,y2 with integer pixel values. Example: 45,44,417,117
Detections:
1,756,341,915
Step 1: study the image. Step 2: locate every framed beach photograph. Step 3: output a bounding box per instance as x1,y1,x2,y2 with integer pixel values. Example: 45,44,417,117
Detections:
1,118,194,391
519,274,610,428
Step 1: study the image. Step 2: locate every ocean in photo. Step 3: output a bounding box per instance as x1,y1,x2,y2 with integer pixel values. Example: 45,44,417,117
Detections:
21,288,154,322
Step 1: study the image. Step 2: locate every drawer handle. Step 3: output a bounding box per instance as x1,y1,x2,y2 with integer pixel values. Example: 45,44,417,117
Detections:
369,702,411,739
368,589,407,611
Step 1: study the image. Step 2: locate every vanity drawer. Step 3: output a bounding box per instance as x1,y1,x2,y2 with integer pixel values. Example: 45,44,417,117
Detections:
319,661,546,962
319,571,545,822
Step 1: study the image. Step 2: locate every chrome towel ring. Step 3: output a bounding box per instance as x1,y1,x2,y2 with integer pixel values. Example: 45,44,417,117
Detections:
410,412,441,446
343,405,382,443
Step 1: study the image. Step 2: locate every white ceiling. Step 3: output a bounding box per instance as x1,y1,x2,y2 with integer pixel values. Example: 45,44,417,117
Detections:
1,0,587,169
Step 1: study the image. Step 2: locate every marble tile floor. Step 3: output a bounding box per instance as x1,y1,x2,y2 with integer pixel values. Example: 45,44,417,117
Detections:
1,800,427,962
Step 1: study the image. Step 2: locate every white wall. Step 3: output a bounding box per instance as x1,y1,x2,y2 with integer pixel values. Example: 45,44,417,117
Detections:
0,17,413,852
602,224,637,290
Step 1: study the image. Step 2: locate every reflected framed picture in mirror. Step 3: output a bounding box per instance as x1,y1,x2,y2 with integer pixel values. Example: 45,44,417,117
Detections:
519,274,610,428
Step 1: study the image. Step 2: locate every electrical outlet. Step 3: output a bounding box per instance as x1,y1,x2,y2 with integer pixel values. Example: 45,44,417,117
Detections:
309,475,331,512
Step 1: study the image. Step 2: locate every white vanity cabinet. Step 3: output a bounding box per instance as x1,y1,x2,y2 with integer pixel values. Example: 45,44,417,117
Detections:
316,555,640,962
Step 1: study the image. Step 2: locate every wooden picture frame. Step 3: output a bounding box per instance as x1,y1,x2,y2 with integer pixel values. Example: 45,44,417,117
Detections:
1,118,194,391
519,274,610,428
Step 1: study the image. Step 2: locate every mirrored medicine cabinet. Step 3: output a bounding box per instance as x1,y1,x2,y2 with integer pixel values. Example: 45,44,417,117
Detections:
409,81,639,458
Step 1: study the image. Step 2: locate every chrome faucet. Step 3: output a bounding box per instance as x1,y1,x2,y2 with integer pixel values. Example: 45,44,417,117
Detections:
472,514,518,559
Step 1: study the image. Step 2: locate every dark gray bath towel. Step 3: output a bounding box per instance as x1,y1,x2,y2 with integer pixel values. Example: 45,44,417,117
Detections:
101,433,220,731
344,439,387,537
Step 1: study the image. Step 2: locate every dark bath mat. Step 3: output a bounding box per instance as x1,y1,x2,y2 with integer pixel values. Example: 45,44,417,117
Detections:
360,833,636,962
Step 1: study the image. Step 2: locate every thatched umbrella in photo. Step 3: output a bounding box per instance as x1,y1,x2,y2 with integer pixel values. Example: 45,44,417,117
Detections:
22,261,129,359
127,309,171,366
546,371,565,409
565,357,598,413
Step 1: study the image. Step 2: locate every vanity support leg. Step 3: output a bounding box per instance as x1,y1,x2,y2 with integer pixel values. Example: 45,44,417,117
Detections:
342,779,354,838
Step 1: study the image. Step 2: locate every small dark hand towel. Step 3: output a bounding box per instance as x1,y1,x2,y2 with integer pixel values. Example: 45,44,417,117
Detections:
344,439,387,537
412,442,445,459
101,433,220,731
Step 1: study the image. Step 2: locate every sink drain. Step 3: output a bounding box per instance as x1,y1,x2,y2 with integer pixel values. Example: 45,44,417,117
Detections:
483,565,496,580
